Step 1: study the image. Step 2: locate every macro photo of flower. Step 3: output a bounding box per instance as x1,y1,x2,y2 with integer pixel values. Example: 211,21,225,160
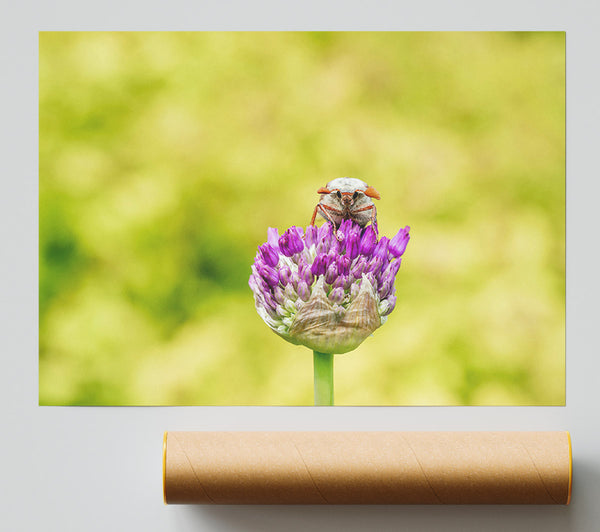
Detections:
39,32,564,405
250,219,410,404
250,221,410,354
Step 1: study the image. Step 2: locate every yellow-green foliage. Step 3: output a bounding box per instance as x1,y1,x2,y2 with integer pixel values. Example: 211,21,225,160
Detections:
39,32,565,405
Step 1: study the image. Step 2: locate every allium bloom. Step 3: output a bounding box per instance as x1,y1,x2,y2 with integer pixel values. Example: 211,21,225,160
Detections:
249,220,410,354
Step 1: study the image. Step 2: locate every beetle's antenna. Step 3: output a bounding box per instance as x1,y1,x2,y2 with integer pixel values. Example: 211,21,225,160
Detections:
364,186,381,200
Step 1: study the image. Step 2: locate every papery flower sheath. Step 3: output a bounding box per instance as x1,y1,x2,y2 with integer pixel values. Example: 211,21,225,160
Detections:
249,220,410,354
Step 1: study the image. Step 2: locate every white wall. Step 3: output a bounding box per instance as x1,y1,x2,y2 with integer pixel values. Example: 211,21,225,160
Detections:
2,1,599,530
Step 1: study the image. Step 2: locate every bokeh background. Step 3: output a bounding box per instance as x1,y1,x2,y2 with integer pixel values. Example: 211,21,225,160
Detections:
39,32,565,405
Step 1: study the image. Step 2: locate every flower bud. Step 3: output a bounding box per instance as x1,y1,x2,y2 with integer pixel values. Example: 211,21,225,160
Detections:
279,266,292,286
359,226,377,255
310,255,325,277
305,224,319,248
287,277,381,354
297,280,311,302
250,220,411,355
336,255,351,277
279,226,304,257
328,286,345,304
345,231,360,260
390,226,411,258
325,262,338,285
267,227,280,249
259,244,279,268
379,295,396,316
258,264,279,286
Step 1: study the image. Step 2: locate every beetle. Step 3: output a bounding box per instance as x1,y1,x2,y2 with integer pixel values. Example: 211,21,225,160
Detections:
310,177,381,230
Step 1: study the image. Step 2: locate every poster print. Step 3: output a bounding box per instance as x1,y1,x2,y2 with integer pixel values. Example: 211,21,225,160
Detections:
39,32,565,405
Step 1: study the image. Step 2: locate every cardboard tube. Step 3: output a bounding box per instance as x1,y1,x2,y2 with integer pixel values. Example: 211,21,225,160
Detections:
163,431,572,505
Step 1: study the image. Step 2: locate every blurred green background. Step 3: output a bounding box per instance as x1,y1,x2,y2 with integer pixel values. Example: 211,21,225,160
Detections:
39,32,565,405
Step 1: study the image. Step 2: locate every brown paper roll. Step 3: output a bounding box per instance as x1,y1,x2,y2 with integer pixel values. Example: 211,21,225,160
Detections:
163,431,572,505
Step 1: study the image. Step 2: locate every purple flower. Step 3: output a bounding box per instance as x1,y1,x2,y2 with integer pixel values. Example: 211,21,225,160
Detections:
310,254,328,277
279,226,304,257
325,262,338,285
249,221,411,354
257,263,279,287
258,243,279,268
389,226,410,258
359,227,377,255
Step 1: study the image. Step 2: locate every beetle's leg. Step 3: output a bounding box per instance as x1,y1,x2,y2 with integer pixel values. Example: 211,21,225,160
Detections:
320,204,343,216
318,204,344,241
350,204,379,233
349,204,374,224
313,203,342,225
350,204,374,214
370,204,378,234
310,204,319,226
319,204,341,225
311,203,342,227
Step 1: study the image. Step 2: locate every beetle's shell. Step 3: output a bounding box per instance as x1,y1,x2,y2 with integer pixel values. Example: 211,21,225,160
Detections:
318,177,376,227
325,177,369,193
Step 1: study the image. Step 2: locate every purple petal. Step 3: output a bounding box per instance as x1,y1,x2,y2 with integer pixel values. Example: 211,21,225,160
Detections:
326,251,338,268
343,275,353,290
259,264,279,287
350,256,366,279
290,271,300,291
373,236,390,261
378,278,394,299
366,256,383,275
291,226,305,253
315,224,335,254
338,219,352,235
284,283,297,302
263,291,278,310
389,226,410,258
251,271,269,293
262,302,279,319
267,228,280,249
258,243,279,268
347,222,362,244
315,240,328,256
329,287,345,304
330,230,344,251
359,226,377,256
332,274,347,289
296,253,307,270
279,266,292,286
380,295,397,316
318,223,333,242
300,265,314,286
384,258,402,279
279,226,304,257
336,255,351,277
365,272,378,290
345,231,360,260
248,274,259,293
325,262,338,285
310,254,327,277
297,280,311,301
272,285,285,304
305,225,319,248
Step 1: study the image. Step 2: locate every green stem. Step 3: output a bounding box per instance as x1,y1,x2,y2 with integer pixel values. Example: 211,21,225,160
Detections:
313,351,334,406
